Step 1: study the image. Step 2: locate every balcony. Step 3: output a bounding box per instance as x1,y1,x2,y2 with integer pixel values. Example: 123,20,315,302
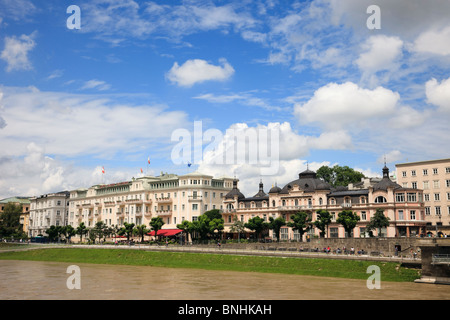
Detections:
341,203,352,208
156,197,172,203
125,198,143,204
188,196,203,202
156,210,172,216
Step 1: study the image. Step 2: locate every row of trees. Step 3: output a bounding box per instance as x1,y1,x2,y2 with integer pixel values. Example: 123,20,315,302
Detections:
43,208,389,243
242,208,390,241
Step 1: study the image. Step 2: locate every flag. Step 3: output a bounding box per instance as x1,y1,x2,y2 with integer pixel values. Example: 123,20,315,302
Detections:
187,162,192,167
148,157,150,165
141,168,143,173
102,166,105,174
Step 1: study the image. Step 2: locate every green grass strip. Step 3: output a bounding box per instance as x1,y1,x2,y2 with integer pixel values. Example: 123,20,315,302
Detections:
0,247,420,282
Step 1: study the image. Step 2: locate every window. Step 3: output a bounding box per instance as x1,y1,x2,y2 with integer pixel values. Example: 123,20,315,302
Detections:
435,206,441,216
410,210,416,220
192,204,198,210
446,180,450,188
412,182,417,189
395,193,405,202
402,171,407,177
423,169,428,176
447,192,450,201
433,180,440,188
425,207,431,215
411,170,416,176
424,194,430,201
446,167,450,174
375,196,387,203
398,210,404,220
434,193,440,201
407,193,417,202
361,211,367,220
423,181,429,189
433,168,438,175
330,228,339,238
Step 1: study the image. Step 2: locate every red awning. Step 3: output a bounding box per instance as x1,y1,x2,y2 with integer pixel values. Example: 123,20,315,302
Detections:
147,229,182,237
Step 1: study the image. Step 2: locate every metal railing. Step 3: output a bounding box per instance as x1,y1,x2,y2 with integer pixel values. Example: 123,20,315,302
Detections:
432,254,450,264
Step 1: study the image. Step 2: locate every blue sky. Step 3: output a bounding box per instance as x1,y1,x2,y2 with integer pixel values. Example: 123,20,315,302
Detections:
1,0,450,198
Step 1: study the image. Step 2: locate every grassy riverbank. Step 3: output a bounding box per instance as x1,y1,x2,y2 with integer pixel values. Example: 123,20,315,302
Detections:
0,247,420,282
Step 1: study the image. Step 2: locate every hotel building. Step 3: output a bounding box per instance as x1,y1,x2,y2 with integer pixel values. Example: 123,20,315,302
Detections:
28,192,70,237
222,165,426,240
396,158,450,236
68,172,234,231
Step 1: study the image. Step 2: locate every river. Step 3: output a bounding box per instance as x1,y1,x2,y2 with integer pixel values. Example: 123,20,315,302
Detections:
0,260,448,300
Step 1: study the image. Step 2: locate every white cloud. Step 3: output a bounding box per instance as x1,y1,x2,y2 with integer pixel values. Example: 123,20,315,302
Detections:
81,79,111,91
0,86,188,158
356,35,403,74
1,32,36,72
425,77,450,112
294,82,400,131
414,26,450,56
166,58,235,87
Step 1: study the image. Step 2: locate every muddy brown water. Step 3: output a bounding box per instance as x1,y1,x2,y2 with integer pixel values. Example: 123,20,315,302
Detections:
0,260,449,300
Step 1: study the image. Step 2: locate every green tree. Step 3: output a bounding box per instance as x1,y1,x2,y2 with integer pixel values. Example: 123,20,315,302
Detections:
76,222,88,243
149,217,165,240
45,225,59,242
118,222,135,242
268,216,286,242
177,220,194,243
63,225,76,243
316,165,365,187
366,208,390,237
0,203,25,239
244,216,269,241
337,210,360,238
134,224,149,242
93,221,107,243
314,209,332,238
287,211,311,242
191,209,224,241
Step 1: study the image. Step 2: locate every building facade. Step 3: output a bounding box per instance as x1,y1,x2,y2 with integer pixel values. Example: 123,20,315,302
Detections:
68,172,234,232
0,196,31,236
222,166,426,240
28,192,70,237
396,158,450,237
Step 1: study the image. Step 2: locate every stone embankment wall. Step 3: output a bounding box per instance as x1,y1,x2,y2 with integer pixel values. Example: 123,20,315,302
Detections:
220,238,428,257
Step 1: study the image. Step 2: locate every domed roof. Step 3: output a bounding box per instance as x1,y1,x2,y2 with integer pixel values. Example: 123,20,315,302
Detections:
373,165,401,191
281,168,331,193
224,179,245,200
269,185,282,194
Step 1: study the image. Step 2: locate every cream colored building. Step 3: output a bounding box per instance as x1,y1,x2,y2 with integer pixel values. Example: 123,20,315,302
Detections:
396,158,450,237
68,172,234,231
29,192,70,237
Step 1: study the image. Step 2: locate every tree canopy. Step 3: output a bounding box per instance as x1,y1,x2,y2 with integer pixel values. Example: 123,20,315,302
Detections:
336,210,360,238
316,165,365,187
0,203,25,239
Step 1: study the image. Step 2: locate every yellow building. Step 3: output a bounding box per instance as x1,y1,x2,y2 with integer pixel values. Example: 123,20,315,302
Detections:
0,197,31,236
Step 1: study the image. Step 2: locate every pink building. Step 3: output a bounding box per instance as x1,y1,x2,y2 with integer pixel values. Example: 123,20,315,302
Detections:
222,165,426,240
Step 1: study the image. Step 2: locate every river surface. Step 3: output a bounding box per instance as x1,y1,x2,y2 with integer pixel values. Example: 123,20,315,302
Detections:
0,260,449,300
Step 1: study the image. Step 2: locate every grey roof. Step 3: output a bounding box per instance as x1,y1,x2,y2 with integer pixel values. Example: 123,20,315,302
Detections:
224,179,245,200
280,169,331,193
372,166,401,191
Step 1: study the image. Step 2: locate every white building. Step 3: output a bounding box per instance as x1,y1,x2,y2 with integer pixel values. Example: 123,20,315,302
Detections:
68,172,234,231
28,191,70,237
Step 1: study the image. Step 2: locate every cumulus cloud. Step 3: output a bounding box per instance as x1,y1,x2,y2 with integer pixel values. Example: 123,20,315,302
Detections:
425,77,450,112
356,35,403,76
294,82,400,131
414,26,450,56
1,32,36,72
166,58,235,87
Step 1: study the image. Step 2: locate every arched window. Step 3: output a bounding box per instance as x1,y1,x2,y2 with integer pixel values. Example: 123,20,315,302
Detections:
375,196,387,203
319,198,323,205
272,200,276,207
